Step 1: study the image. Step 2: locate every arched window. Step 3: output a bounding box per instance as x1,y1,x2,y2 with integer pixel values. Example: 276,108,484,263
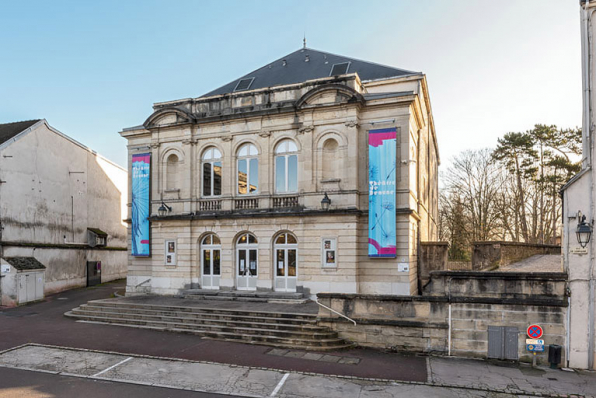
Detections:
166,154,179,190
201,233,221,289
322,138,338,180
237,143,258,195
202,147,222,197
275,139,298,193
236,232,258,290
274,232,298,292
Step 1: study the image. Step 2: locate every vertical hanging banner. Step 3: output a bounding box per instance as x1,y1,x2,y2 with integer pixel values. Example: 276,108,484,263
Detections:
368,128,397,258
132,153,151,257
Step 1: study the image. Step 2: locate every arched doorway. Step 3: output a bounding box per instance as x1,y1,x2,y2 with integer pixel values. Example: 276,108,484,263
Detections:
236,232,258,290
201,233,221,289
274,232,297,292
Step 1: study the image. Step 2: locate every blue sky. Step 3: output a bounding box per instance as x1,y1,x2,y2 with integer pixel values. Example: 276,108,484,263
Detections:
0,0,582,168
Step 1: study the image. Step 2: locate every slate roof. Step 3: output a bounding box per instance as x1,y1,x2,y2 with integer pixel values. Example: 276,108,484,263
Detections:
202,48,420,97
87,227,108,237
3,257,46,271
0,120,40,146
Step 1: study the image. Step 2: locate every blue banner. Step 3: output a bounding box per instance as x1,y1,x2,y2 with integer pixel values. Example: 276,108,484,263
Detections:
132,153,151,257
368,128,397,258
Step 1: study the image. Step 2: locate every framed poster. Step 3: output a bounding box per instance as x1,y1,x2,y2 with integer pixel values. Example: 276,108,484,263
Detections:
322,238,337,267
131,153,151,256
368,128,397,258
165,240,177,266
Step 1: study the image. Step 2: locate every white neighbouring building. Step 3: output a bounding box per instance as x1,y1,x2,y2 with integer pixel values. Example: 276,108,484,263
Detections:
561,0,596,371
0,119,128,306
121,47,439,298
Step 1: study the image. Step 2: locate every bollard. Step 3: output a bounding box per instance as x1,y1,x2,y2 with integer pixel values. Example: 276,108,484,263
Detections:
548,344,562,369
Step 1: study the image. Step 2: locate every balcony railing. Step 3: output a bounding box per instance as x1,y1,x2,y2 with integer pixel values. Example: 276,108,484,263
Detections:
272,196,299,208
198,199,221,212
235,198,259,210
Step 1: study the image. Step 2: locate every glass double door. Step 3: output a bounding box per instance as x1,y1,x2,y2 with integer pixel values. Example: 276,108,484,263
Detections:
275,248,297,292
237,248,258,290
202,249,220,289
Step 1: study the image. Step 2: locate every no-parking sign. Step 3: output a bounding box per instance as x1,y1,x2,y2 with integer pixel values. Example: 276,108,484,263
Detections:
527,324,543,339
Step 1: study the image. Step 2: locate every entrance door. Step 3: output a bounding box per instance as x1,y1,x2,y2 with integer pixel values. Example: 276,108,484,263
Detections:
274,233,298,292
236,233,258,290
87,261,101,287
201,234,221,289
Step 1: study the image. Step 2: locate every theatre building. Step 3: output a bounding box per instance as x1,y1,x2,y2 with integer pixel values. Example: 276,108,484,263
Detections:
121,47,439,297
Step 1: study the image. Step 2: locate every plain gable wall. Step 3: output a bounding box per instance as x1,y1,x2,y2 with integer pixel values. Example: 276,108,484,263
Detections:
0,121,127,294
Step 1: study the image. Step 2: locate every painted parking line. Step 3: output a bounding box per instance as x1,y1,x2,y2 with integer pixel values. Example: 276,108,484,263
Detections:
270,372,289,397
92,356,133,377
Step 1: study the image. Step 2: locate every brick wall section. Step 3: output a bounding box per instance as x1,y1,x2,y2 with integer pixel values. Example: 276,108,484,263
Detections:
317,271,567,365
418,242,448,291
472,242,561,270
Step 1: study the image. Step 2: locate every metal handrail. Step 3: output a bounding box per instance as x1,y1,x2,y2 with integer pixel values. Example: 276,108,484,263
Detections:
135,278,151,288
315,299,357,325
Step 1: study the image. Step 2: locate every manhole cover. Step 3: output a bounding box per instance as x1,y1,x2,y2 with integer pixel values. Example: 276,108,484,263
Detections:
57,298,68,300
547,377,557,381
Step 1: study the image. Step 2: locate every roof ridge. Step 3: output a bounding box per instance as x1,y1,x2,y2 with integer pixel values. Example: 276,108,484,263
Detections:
303,47,420,76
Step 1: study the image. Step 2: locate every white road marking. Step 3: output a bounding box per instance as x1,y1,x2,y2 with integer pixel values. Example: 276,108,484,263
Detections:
270,372,290,397
92,356,133,377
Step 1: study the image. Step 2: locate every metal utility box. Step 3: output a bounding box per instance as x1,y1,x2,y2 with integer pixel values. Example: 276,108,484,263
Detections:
488,326,519,360
0,257,46,306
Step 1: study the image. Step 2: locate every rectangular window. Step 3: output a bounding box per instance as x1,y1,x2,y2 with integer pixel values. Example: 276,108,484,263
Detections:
322,238,337,267
276,156,286,192
203,163,212,196
288,155,298,192
249,158,258,193
165,240,177,266
238,159,247,194
213,162,222,196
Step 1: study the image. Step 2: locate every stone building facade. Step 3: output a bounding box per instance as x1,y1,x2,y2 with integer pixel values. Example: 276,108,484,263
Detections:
121,48,439,297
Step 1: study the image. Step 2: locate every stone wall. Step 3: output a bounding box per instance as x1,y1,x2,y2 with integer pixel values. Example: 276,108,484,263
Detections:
418,242,448,291
317,271,567,365
472,242,561,270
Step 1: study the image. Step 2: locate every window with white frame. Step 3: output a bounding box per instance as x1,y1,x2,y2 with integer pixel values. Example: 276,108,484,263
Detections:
274,139,298,193
322,238,337,267
237,143,259,195
202,147,222,197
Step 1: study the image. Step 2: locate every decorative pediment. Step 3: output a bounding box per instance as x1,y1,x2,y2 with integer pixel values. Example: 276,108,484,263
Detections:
295,84,365,109
143,108,195,128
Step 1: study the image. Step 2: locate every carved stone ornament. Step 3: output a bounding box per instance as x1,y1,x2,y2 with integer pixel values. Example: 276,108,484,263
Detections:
221,136,233,142
258,130,272,138
181,138,197,145
344,120,359,128
298,125,314,134
150,142,160,149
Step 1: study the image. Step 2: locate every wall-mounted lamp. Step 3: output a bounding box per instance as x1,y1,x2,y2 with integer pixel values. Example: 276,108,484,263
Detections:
576,211,593,248
158,202,172,217
321,193,331,211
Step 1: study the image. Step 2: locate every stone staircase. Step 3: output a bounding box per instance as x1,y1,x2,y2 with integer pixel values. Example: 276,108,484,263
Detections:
65,300,352,351
180,289,309,304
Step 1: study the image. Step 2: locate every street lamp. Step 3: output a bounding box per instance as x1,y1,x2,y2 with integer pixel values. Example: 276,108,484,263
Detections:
158,202,172,217
321,193,331,211
576,211,593,249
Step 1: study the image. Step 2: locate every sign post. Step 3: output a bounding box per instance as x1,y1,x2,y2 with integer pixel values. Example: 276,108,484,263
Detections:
526,325,544,367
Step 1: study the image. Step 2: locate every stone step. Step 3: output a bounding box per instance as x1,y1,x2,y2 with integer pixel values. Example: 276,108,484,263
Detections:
65,312,349,349
182,289,305,300
84,300,317,322
71,307,331,334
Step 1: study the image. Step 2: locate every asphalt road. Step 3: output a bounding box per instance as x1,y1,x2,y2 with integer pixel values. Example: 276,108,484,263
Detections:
0,367,242,398
0,280,427,382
